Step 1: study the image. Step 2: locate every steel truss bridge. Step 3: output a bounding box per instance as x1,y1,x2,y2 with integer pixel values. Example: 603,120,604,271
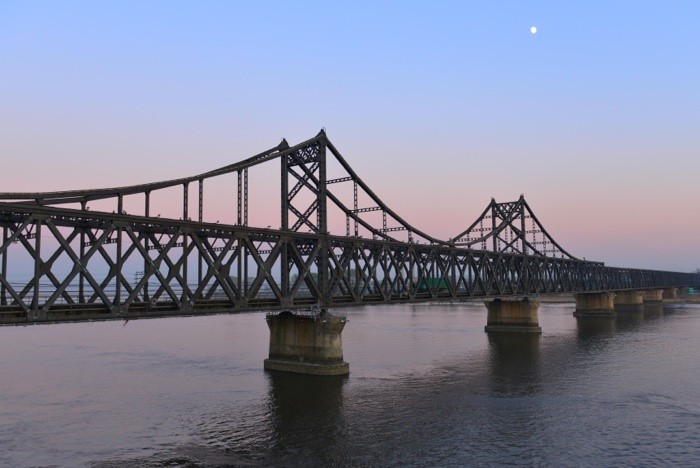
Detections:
0,130,697,325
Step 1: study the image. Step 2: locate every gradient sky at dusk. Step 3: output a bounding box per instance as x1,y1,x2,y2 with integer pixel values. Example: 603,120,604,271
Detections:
1,1,699,271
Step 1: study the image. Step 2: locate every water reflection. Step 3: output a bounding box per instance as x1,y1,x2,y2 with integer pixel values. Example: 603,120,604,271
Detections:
576,316,616,337
487,333,541,396
643,303,664,320
2,303,698,467
615,309,645,331
660,304,677,316
575,306,669,337
266,371,347,461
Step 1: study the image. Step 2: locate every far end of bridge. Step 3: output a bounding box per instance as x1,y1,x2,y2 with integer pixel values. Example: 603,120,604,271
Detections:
262,287,695,376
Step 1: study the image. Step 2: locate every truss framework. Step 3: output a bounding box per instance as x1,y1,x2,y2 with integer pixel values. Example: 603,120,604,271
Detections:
452,196,578,259
0,203,696,325
1,131,697,325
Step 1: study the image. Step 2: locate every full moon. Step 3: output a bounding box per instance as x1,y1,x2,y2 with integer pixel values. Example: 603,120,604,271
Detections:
530,26,537,34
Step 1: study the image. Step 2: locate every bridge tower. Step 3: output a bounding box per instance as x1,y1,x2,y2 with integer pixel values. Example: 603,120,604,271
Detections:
265,131,349,375
279,131,330,306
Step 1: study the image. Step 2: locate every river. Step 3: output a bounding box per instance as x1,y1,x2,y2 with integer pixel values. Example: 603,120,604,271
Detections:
0,301,698,466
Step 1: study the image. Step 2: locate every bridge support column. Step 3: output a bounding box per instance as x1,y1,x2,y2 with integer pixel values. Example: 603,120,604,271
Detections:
614,291,644,312
484,298,542,333
264,311,349,376
662,288,678,300
642,289,664,304
574,292,616,317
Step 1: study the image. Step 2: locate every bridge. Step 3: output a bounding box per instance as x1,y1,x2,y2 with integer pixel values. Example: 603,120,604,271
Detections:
1,130,698,374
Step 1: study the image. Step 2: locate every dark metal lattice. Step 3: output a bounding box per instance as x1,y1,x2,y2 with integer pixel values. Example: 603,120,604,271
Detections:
0,131,697,326
452,195,579,259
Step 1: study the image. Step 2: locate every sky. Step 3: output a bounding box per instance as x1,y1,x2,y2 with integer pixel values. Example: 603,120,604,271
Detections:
1,1,699,272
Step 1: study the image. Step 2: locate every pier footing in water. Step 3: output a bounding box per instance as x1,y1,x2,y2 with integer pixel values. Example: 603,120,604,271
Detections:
574,292,616,317
264,311,349,376
484,298,542,333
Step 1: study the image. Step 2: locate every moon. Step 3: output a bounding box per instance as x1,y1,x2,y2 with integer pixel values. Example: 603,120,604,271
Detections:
530,26,538,34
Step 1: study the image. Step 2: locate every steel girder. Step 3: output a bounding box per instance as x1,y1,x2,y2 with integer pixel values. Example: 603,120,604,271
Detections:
0,204,698,325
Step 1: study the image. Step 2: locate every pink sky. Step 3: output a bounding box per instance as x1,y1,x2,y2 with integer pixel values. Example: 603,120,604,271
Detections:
1,2,698,272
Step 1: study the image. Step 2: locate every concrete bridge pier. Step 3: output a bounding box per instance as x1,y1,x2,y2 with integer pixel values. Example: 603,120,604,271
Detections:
484,298,542,333
614,291,644,312
662,288,678,300
574,292,616,317
264,310,350,376
642,289,664,304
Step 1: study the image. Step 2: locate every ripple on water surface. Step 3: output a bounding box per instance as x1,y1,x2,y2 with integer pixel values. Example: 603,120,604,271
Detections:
0,303,698,466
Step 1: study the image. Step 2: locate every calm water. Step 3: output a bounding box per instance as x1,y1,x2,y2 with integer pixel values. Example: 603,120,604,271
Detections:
0,302,698,467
